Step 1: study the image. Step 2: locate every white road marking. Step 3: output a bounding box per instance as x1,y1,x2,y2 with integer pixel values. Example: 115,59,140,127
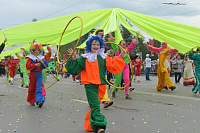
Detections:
134,90,200,101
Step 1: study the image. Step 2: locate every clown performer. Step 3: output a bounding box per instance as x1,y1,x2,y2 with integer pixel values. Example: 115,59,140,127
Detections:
144,41,178,88
95,29,113,108
109,32,139,100
132,52,142,82
156,49,176,91
26,41,48,107
183,53,195,86
42,44,52,97
5,56,11,82
189,47,200,94
5,55,18,85
15,48,31,88
65,35,125,133
0,38,7,54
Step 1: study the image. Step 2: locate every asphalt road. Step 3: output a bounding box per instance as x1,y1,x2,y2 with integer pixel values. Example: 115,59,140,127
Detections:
0,74,200,133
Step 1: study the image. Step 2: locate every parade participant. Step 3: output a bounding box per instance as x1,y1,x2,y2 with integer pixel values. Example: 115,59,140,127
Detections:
95,29,113,108
15,48,31,88
5,55,18,85
183,54,195,86
26,41,48,108
109,32,139,100
65,35,125,133
189,47,200,94
5,56,11,82
42,44,52,96
144,54,151,81
132,53,142,82
156,48,176,91
0,38,7,54
144,41,178,88
172,54,184,84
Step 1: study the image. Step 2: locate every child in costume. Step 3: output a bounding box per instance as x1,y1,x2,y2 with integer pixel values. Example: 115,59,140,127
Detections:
26,41,48,108
42,44,52,96
95,29,113,108
183,54,195,86
5,55,18,85
189,47,200,94
156,49,176,91
132,54,142,82
15,48,31,88
5,56,11,82
65,35,125,133
109,32,139,100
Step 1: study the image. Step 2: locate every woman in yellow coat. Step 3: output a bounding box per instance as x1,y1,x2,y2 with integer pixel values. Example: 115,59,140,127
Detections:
156,49,176,91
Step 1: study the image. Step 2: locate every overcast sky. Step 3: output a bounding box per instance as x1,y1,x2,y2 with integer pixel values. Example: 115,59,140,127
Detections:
0,0,200,40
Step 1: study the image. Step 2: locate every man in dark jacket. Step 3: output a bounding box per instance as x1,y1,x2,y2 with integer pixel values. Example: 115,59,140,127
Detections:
0,38,7,54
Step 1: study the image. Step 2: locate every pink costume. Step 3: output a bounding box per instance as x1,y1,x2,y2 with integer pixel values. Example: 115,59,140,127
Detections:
147,42,178,67
109,37,137,95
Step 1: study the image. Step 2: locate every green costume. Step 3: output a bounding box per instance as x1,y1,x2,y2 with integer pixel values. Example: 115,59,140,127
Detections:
189,52,200,94
15,50,30,87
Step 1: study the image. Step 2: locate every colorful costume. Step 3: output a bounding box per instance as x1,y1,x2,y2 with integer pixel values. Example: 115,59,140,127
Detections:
147,42,178,87
15,50,31,87
189,52,200,94
132,57,142,82
183,59,195,86
26,43,48,107
42,46,52,96
156,49,176,91
109,37,137,97
5,58,18,84
65,36,125,133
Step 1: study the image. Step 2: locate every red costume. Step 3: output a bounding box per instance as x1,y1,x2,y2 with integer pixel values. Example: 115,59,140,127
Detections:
5,59,18,78
132,57,142,76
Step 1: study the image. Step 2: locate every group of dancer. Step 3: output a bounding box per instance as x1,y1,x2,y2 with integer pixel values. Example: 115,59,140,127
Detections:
1,29,200,133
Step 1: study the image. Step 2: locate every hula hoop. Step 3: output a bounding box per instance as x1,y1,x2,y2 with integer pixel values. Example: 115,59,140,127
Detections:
57,16,83,65
105,41,134,89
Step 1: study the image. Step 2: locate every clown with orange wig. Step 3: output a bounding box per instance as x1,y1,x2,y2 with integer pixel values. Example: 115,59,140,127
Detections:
26,40,48,108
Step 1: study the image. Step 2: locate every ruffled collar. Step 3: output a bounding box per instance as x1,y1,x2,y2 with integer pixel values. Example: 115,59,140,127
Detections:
27,54,44,62
81,48,107,62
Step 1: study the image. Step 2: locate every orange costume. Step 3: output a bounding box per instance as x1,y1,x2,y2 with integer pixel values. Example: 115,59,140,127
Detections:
65,35,125,133
156,49,176,91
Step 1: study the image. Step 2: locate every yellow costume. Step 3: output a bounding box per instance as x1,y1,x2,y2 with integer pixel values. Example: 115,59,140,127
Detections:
156,49,176,91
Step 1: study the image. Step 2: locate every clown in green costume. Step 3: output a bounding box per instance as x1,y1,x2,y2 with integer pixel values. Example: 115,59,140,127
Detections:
15,48,31,87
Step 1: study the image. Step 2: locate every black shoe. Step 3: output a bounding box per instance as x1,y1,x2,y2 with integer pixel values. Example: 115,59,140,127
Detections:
164,86,168,90
129,87,135,92
11,82,13,85
170,86,176,91
38,102,43,108
25,86,29,88
21,85,24,87
30,103,35,106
